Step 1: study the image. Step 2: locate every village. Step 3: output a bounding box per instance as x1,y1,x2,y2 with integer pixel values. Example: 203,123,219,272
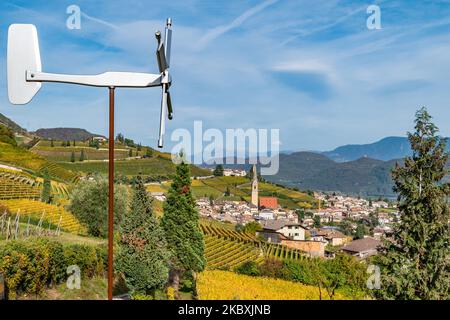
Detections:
194,165,399,259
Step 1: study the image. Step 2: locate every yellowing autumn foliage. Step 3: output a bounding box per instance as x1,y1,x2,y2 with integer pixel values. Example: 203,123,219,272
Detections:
197,270,348,300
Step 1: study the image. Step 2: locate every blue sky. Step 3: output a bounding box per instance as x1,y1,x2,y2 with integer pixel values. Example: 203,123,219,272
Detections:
1,0,450,152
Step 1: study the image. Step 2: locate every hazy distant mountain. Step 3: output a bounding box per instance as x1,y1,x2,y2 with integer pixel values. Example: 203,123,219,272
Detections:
322,137,413,162
265,152,400,197
322,136,450,162
33,128,105,141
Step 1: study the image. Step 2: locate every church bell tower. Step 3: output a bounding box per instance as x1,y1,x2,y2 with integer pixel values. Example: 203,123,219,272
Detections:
251,164,258,207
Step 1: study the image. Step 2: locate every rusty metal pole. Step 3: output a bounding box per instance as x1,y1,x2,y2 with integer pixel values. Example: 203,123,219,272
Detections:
108,87,115,300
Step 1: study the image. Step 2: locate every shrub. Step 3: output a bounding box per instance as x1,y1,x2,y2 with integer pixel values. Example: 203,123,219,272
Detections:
0,204,10,216
0,238,106,299
180,271,194,292
63,244,106,278
235,261,260,277
68,175,129,237
0,125,17,146
132,293,153,300
256,255,369,300
280,259,316,285
259,258,283,278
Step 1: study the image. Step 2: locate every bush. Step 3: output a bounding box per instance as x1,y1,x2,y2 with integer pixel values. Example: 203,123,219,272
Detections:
68,175,129,237
259,258,283,278
0,125,17,146
0,238,106,299
0,204,10,215
280,259,316,285
235,261,260,277
252,255,369,299
180,271,194,292
63,244,106,278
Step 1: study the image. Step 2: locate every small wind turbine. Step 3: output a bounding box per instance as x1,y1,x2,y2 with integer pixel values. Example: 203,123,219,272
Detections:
7,18,174,300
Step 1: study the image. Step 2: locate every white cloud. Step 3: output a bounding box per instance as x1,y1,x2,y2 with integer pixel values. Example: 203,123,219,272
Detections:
197,0,278,49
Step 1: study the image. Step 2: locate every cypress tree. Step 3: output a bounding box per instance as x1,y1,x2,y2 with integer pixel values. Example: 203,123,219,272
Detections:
377,107,450,300
161,157,205,298
116,176,169,296
41,169,52,203
70,151,75,163
79,149,86,162
213,164,224,176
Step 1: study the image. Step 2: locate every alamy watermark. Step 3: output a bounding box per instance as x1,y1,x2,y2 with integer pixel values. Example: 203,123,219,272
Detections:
66,5,81,30
66,265,81,289
367,4,382,30
366,264,381,290
170,121,280,175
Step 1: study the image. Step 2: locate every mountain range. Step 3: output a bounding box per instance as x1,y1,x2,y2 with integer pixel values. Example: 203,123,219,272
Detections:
264,152,400,197
322,136,449,162
202,136,450,197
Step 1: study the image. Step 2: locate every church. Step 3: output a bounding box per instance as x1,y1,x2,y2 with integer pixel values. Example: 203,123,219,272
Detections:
250,164,278,210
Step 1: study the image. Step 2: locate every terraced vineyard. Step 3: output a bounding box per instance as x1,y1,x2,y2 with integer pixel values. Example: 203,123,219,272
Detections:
0,142,78,183
205,235,264,269
201,222,306,269
0,199,85,234
198,270,349,300
32,147,129,162
0,170,41,200
0,168,71,202
38,162,78,183
58,157,209,178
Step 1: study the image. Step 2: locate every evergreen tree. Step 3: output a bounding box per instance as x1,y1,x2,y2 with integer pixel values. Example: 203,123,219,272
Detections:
116,176,169,296
79,149,86,162
116,133,124,143
70,151,75,163
369,210,379,228
41,169,52,203
213,164,224,176
295,209,305,221
376,107,450,300
354,224,366,240
128,149,133,157
50,139,54,147
73,140,76,146
313,215,321,228
161,156,205,298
